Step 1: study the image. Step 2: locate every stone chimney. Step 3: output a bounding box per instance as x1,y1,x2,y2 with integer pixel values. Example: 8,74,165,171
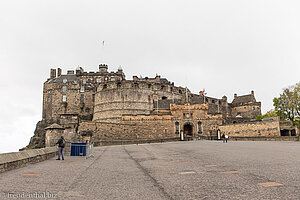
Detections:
133,76,139,81
50,69,56,79
155,75,161,82
234,93,237,99
57,68,62,77
251,90,254,96
222,95,227,101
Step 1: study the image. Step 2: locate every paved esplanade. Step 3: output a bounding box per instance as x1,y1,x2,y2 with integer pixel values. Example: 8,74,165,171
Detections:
1,141,300,200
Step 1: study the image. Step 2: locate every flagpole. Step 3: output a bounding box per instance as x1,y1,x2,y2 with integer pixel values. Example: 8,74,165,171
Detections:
102,40,105,64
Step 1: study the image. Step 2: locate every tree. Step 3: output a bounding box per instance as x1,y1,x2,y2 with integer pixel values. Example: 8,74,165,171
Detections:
273,82,300,125
256,110,277,121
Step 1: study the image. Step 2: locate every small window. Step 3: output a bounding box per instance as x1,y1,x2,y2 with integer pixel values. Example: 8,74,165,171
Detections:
80,86,85,93
198,121,202,134
175,122,179,134
83,79,87,84
162,96,167,100
80,94,84,102
96,78,101,83
62,86,67,93
63,79,67,83
92,94,95,102
212,100,215,103
62,95,67,102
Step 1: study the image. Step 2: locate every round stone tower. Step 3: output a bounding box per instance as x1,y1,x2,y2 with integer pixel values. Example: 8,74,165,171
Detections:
93,81,154,122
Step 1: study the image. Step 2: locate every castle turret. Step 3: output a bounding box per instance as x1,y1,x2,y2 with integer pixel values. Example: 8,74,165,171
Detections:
99,64,108,73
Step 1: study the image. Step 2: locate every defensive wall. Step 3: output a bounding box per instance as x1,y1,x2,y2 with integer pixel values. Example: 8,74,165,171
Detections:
0,147,57,173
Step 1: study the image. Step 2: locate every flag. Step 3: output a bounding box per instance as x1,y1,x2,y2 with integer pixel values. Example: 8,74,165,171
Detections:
102,41,105,46
202,88,205,93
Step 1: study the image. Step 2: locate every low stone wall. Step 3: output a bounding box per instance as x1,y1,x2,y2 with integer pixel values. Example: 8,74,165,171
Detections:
0,147,57,173
219,119,281,137
94,137,180,146
228,136,299,141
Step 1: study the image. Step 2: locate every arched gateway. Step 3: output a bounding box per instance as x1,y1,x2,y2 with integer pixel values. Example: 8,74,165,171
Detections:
183,123,194,139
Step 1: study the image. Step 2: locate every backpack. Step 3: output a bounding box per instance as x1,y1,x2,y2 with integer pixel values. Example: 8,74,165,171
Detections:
62,139,66,148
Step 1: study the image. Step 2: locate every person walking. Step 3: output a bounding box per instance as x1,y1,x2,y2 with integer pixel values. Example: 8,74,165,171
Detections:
56,136,65,160
221,133,225,143
225,134,229,143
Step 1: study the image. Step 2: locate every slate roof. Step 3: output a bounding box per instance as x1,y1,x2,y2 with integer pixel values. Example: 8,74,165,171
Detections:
153,99,181,110
231,94,256,105
48,74,78,83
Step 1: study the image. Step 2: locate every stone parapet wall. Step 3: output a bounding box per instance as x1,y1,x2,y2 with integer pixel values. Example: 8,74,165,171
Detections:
229,136,299,141
219,119,280,137
0,147,57,173
94,137,180,146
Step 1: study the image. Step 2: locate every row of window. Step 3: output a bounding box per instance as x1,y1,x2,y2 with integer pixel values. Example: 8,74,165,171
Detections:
62,77,118,85
62,94,95,103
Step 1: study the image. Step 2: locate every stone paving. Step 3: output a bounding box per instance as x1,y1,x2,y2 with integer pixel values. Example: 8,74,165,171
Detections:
1,141,300,199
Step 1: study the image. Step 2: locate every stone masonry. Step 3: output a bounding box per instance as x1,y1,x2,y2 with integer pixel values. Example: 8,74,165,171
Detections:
25,63,268,149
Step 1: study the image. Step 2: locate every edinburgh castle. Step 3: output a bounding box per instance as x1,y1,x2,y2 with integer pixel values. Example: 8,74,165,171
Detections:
26,64,298,149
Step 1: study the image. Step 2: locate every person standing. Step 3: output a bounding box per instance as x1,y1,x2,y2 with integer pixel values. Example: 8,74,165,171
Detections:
225,134,229,143
56,136,65,160
221,133,225,143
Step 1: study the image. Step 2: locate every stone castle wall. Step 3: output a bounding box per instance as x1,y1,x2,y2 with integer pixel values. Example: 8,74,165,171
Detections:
219,118,280,137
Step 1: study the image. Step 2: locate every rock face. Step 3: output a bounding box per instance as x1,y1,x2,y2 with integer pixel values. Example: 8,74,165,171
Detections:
22,121,48,150
26,64,263,148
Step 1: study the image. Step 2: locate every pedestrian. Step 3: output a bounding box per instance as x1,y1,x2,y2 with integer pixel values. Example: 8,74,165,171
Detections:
221,133,225,143
56,136,65,160
225,134,229,143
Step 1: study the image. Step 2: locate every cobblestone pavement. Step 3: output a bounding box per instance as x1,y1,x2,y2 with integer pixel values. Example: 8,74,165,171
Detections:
1,141,300,199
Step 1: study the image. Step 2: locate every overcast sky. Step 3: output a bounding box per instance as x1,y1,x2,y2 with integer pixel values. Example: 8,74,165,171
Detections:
0,0,299,153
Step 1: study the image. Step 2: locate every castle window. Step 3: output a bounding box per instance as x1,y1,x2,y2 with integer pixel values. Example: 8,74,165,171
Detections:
212,100,215,103
162,96,167,100
148,84,151,89
117,82,121,88
96,78,101,83
83,79,87,84
80,94,84,103
92,94,95,102
179,90,182,94
63,79,67,83
103,84,107,89
62,86,67,93
175,122,179,134
198,121,202,134
80,86,85,93
62,95,67,102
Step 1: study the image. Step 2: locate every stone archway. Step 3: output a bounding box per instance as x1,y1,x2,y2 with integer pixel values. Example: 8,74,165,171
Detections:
183,123,194,139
